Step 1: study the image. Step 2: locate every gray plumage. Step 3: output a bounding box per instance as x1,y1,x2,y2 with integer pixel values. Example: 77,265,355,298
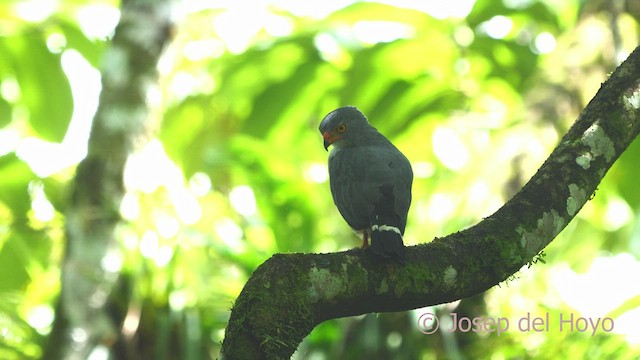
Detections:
319,106,413,263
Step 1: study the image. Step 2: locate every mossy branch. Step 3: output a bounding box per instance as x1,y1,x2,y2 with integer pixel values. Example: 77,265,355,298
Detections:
220,46,640,359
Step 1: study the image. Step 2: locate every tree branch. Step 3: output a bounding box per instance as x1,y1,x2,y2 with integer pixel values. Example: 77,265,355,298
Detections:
220,46,640,359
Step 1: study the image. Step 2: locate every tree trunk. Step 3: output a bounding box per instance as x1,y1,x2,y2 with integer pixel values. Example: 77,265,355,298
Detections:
43,0,172,358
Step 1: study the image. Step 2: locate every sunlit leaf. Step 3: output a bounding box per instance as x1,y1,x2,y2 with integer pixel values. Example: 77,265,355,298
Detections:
0,31,72,142
56,18,106,67
0,97,11,128
0,154,34,217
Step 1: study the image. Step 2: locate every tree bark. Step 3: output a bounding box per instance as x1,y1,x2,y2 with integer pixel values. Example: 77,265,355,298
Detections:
220,45,640,359
44,0,172,358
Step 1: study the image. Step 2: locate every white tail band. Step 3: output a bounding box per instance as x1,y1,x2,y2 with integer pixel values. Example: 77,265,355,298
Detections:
371,224,401,235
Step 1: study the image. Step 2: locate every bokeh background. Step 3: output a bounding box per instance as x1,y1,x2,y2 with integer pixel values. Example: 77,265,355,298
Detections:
1,0,640,358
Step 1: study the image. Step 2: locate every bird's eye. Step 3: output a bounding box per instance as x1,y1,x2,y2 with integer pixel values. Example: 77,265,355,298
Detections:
337,124,347,133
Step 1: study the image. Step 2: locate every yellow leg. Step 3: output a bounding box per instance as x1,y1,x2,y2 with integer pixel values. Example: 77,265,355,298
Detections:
361,231,369,248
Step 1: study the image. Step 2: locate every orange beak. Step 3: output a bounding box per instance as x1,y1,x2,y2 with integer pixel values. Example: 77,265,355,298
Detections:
322,131,332,151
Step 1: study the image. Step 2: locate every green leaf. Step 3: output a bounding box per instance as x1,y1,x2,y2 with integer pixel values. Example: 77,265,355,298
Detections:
0,96,11,128
41,177,68,213
0,30,73,142
56,18,106,67
161,95,231,178
243,59,321,138
605,293,640,319
0,231,34,292
611,136,640,207
0,153,35,218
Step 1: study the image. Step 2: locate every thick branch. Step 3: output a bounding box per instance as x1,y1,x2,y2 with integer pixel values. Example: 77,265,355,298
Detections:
220,46,640,359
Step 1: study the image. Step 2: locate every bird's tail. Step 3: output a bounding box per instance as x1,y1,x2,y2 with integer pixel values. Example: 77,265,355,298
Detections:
370,184,406,264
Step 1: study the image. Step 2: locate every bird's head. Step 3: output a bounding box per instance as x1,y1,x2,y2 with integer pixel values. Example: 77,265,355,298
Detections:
318,106,369,151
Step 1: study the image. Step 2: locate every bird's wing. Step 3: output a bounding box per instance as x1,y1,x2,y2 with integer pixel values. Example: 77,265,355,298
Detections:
329,146,412,232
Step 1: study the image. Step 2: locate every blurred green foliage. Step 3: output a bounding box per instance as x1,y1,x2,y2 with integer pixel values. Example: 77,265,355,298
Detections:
1,0,640,358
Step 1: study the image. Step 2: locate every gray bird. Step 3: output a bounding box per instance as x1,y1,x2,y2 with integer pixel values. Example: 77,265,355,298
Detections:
319,106,413,263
